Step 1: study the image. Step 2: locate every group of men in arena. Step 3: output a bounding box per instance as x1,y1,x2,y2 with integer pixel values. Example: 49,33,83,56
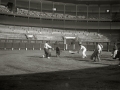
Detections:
43,41,120,66
90,42,103,61
111,43,120,66
43,41,60,59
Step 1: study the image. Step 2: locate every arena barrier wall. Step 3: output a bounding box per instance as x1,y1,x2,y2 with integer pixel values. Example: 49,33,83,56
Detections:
0,39,114,51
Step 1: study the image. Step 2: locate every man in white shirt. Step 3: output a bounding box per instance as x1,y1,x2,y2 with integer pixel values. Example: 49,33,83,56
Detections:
91,42,102,61
99,43,103,55
111,43,118,58
78,43,87,58
44,41,52,59
97,43,102,54
114,47,120,66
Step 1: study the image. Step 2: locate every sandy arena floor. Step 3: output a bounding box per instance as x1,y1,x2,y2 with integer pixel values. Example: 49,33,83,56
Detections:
0,50,120,90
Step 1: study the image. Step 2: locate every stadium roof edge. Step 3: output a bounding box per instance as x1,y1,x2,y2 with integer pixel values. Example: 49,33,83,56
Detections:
1,0,120,5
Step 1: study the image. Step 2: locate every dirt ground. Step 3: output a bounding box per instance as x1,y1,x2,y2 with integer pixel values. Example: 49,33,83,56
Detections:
0,50,120,90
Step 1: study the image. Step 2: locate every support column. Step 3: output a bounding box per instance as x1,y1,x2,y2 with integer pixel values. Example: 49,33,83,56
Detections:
25,43,27,51
73,44,75,50
33,44,34,50
4,42,6,50
39,43,41,50
19,43,20,50
107,42,110,52
64,37,66,50
12,42,14,50
66,44,68,50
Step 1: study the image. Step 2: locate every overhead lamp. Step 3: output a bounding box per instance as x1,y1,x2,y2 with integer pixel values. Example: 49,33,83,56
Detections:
53,8,56,11
106,9,110,13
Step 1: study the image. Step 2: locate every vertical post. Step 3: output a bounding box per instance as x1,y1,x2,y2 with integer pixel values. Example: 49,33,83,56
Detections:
25,43,27,50
32,41,34,50
33,45,34,50
39,1,42,33
110,4,112,30
98,5,100,33
66,44,67,50
75,5,77,31
94,42,96,51
86,42,88,51
52,2,54,31
28,0,30,32
64,37,66,50
52,43,54,50
64,4,65,32
87,4,88,32
39,43,41,50
107,42,110,52
25,40,28,50
12,40,14,50
19,40,21,50
73,44,75,50
4,40,6,50
14,0,16,33
19,43,20,50
76,5,77,20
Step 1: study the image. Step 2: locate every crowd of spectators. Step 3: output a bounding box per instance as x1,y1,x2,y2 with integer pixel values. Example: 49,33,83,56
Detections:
0,4,116,41
0,5,111,20
0,24,111,41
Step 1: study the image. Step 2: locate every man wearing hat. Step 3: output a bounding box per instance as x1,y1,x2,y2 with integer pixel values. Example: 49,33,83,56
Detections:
91,42,102,61
78,42,87,58
43,41,52,59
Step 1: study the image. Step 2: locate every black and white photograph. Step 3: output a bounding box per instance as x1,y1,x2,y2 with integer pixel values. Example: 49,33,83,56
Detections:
0,0,120,90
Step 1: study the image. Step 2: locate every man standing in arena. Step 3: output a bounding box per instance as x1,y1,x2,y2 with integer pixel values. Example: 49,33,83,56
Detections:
78,43,87,58
111,43,118,58
91,42,102,61
113,47,120,66
44,41,52,59
56,46,60,57
99,43,103,55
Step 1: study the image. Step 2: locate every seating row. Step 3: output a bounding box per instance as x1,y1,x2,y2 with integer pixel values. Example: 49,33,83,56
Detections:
0,5,112,20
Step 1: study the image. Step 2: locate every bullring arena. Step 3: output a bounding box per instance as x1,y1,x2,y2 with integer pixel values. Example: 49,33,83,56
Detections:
0,0,120,90
0,50,120,90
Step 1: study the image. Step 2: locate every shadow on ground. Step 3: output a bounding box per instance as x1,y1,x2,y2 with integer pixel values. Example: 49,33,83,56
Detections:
0,65,120,90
